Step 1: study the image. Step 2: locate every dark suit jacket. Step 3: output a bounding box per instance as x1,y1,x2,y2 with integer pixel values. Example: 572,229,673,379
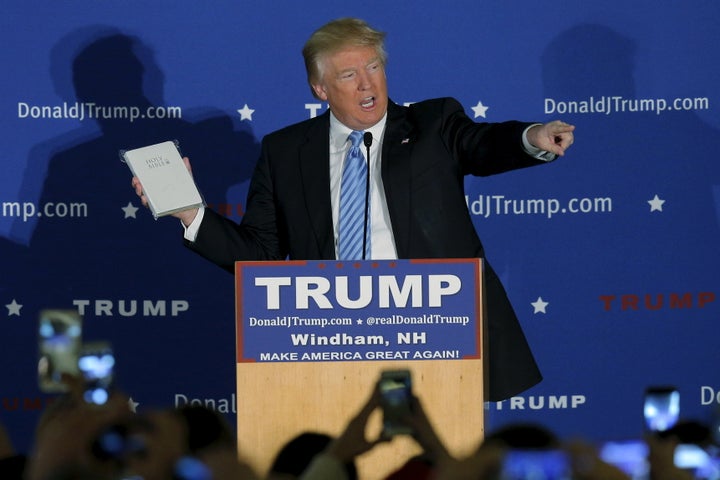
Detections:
187,97,545,400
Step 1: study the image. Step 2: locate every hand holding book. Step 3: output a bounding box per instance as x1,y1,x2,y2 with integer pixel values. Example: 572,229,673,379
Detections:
131,155,200,226
123,140,205,221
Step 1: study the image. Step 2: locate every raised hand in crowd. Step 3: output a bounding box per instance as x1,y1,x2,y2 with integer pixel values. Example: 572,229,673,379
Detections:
382,394,456,479
430,444,504,480
299,383,389,480
268,432,352,480
22,372,258,480
297,380,475,480
403,394,453,466
565,440,631,480
198,445,260,480
24,375,134,480
123,403,259,480
646,434,694,480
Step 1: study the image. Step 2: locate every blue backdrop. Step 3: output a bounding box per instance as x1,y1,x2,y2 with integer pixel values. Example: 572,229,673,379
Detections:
2,0,719,457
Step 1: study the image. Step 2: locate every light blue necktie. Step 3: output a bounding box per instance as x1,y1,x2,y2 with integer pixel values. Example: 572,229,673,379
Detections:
338,130,370,260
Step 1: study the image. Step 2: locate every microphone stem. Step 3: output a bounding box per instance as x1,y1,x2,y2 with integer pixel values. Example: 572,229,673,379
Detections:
363,142,370,260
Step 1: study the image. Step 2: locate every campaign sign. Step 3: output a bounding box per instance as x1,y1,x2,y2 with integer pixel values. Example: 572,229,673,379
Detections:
235,259,483,363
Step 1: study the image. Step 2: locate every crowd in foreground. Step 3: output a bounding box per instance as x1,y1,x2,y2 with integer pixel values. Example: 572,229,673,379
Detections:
0,376,717,480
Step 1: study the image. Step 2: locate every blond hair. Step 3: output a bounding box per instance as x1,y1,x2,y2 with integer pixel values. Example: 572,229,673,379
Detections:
302,18,387,99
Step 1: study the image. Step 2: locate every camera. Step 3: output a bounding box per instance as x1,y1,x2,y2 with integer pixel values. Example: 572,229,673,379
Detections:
674,443,720,479
598,439,649,478
37,309,83,392
78,341,115,405
377,369,413,436
173,456,213,480
644,386,680,432
499,449,573,480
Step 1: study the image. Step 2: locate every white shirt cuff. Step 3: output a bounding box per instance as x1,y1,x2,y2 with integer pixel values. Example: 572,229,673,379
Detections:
182,206,205,242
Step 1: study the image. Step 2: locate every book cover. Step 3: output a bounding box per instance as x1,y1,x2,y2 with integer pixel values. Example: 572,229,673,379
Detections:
121,140,205,219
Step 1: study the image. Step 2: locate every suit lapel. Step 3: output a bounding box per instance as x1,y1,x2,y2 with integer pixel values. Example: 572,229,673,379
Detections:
295,104,415,259
381,101,415,258
298,113,335,259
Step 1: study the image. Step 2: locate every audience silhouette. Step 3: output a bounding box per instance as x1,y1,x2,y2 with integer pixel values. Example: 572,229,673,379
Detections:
1,374,718,479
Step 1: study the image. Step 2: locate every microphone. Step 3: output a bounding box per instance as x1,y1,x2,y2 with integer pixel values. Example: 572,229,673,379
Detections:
363,131,373,149
362,132,373,260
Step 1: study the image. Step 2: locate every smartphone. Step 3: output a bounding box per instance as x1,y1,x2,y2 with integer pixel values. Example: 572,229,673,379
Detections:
78,341,115,405
598,439,649,478
673,443,720,478
37,309,83,392
499,449,573,480
174,456,213,480
644,386,680,432
378,369,413,436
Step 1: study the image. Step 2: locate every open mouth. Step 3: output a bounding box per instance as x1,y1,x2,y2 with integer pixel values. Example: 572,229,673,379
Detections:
360,97,375,109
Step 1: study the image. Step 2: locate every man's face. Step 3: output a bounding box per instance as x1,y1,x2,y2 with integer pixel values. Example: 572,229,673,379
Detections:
312,45,388,131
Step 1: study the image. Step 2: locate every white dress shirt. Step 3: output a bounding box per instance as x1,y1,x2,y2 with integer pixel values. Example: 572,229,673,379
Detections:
329,111,397,259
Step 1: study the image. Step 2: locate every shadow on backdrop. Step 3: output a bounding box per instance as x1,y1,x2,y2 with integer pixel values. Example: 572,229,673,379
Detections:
537,23,718,439
539,23,720,287
0,26,260,452
482,23,720,442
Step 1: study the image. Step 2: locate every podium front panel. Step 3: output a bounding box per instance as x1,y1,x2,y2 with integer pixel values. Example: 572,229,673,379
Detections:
235,259,485,478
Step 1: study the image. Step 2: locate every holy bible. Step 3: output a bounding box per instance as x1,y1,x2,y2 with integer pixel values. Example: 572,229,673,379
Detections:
121,140,205,219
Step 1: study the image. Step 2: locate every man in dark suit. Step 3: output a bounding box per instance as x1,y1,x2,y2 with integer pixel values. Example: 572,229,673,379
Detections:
133,18,575,401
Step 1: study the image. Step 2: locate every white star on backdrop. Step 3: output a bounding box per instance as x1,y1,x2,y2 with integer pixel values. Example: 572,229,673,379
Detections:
122,202,139,219
238,104,255,121
531,297,549,314
6,299,22,316
471,101,489,118
648,195,665,212
128,397,140,413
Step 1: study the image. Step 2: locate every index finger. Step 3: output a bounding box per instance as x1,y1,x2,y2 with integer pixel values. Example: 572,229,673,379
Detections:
549,121,576,133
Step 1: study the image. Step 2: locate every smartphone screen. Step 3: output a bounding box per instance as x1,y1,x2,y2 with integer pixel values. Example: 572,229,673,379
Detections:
378,369,412,436
499,449,573,480
673,443,720,479
174,456,213,480
78,342,115,405
644,386,680,432
599,439,649,478
38,309,83,392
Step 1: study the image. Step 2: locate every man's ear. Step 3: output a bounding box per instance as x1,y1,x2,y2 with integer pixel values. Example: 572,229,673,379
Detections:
312,82,328,101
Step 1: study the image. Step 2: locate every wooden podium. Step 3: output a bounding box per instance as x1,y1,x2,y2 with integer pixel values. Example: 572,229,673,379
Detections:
234,259,486,479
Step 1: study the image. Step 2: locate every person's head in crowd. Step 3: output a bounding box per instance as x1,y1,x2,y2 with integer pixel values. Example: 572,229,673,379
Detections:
124,403,258,480
656,419,714,447
24,379,134,480
294,379,460,480
447,423,561,480
381,393,458,480
176,404,258,480
122,408,189,480
176,404,237,454
268,431,357,480
646,419,717,480
472,423,632,480
302,17,389,131
430,444,505,480
482,422,561,450
383,454,434,480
